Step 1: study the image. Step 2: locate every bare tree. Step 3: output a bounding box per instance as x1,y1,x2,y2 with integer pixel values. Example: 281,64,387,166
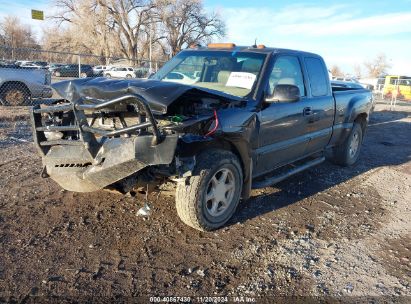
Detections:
97,0,156,62
49,0,119,62
47,0,225,63
353,64,362,79
156,0,225,56
363,53,391,78
0,16,40,60
51,0,158,63
0,16,38,48
330,65,343,77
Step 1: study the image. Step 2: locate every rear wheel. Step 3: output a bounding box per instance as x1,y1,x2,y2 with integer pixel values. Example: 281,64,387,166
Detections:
330,122,363,166
80,72,87,78
176,149,243,231
126,74,132,78
0,83,30,106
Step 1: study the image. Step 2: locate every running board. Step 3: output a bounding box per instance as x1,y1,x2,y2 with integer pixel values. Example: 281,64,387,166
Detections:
252,156,325,189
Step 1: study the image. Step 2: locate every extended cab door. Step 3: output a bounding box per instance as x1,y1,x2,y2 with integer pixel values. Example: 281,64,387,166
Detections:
255,54,311,175
255,54,334,176
302,57,334,155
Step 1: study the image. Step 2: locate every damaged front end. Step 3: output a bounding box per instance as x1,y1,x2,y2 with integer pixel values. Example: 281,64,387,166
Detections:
30,78,238,193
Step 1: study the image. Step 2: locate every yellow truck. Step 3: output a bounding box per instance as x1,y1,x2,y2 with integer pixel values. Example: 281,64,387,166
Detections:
383,75,411,101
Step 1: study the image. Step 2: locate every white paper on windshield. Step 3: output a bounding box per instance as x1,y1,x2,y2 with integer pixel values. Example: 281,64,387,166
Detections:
226,72,256,90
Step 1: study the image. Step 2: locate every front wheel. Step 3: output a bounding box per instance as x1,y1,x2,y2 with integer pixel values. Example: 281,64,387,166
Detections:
176,149,243,231
330,122,363,166
105,73,111,78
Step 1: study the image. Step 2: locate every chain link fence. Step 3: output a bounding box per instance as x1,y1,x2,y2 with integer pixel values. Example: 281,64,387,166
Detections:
0,107,32,148
0,45,166,106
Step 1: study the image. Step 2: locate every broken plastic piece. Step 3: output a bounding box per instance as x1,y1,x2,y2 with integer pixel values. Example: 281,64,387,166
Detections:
137,185,152,217
137,202,151,217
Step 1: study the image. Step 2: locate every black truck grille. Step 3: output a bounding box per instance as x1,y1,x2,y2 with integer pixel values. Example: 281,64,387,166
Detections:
30,103,83,155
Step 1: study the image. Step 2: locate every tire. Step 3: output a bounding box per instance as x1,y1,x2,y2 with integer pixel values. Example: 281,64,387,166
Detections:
176,149,243,231
126,74,132,78
105,73,111,78
0,83,31,106
55,71,61,77
331,122,363,166
80,72,87,78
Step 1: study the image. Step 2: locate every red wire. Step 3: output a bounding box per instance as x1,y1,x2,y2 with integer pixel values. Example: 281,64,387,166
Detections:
205,109,219,137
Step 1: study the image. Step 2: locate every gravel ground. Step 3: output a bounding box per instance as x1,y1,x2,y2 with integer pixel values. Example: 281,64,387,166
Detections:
0,101,410,302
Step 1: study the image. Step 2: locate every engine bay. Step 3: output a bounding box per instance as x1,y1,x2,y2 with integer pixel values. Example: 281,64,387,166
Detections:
39,88,239,143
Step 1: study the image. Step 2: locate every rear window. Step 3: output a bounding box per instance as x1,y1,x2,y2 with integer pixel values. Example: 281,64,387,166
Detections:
305,57,329,96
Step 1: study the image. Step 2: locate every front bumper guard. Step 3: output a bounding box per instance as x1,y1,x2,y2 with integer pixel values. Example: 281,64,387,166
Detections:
30,93,177,192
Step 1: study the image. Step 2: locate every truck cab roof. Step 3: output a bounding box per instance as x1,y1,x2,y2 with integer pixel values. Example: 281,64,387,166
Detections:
185,43,321,58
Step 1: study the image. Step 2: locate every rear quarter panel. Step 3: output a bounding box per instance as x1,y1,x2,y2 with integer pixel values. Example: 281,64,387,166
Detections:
333,89,372,125
329,88,372,146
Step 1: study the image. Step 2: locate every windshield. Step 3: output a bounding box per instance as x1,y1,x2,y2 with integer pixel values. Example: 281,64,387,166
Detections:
151,50,266,97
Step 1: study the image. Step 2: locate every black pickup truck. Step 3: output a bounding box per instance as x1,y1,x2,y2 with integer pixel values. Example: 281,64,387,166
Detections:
30,43,373,231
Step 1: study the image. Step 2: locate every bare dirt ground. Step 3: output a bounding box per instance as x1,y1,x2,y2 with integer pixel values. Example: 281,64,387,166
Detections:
0,101,410,302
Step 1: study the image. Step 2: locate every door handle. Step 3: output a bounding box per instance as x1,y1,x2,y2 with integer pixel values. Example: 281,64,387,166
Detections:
303,107,313,116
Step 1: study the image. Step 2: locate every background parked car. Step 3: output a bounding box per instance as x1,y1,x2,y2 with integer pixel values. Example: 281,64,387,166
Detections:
103,67,136,78
0,64,52,106
20,62,45,69
53,64,94,78
134,67,150,78
92,65,112,76
14,60,32,66
48,63,64,73
331,80,364,89
163,71,197,84
33,61,48,69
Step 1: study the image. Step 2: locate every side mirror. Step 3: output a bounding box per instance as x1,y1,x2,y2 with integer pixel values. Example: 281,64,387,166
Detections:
266,84,301,103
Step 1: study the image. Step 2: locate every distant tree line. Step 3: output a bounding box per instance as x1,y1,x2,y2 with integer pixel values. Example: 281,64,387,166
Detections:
0,2,393,76
330,53,392,79
0,16,39,49
0,0,225,64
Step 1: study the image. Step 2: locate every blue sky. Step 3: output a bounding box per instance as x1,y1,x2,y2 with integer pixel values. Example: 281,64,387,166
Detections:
205,0,411,75
1,0,411,75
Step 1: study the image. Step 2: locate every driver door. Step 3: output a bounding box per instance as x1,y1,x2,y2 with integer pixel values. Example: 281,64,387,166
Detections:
255,55,311,176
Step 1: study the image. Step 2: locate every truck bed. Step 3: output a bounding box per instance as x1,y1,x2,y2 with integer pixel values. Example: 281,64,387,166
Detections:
332,87,373,126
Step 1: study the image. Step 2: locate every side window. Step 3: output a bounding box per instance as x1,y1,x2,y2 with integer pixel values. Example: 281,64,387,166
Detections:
268,56,305,97
305,57,329,96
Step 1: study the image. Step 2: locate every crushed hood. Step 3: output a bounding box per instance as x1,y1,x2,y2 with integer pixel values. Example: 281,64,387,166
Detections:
52,77,241,114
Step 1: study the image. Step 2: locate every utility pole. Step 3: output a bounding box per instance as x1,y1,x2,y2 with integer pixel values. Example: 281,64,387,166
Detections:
78,54,81,78
149,17,152,73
